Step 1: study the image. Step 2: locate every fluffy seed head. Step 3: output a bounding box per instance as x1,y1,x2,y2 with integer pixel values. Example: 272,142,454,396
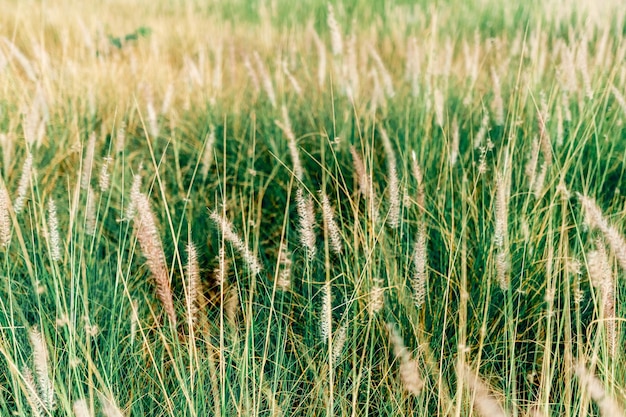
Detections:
186,241,200,327
0,178,11,247
276,244,292,290
276,106,304,181
579,194,626,272
29,328,55,412
369,277,384,315
22,367,43,417
14,152,33,214
332,322,348,364
125,170,142,221
133,192,177,326
411,150,425,213
575,363,625,417
412,223,428,308
253,51,276,107
320,281,332,342
210,210,262,275
319,191,343,255
327,4,343,56
47,197,61,261
386,323,424,396
73,399,91,417
98,393,125,417
459,362,508,417
99,156,112,192
295,188,317,260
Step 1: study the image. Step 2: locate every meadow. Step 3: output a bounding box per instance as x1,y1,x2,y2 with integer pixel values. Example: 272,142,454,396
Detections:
0,0,625,415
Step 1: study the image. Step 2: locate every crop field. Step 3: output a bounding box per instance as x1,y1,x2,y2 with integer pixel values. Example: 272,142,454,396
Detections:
0,0,625,415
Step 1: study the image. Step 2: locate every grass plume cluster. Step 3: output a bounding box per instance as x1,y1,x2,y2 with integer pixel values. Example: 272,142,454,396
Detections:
0,0,625,415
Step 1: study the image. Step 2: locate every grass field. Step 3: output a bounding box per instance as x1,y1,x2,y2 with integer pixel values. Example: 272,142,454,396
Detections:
0,0,625,415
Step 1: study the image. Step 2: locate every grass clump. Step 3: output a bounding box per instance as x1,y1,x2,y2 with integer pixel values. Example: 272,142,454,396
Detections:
0,0,625,416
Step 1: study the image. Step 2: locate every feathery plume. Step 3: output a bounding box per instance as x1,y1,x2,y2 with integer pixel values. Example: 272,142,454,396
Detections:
406,37,420,97
276,106,304,181
344,34,359,99
253,51,276,107
411,150,425,213
412,223,428,308
209,210,262,275
125,171,142,221
575,363,625,417
73,399,92,417
98,393,125,417
327,4,343,56
214,246,227,287
387,323,424,396
587,241,616,355
276,244,292,290
23,102,44,147
200,125,216,181
533,163,548,198
115,121,126,154
494,173,510,290
295,188,317,259
459,362,508,417
2,37,37,81
310,27,327,88
369,277,384,315
320,281,332,342
47,197,61,261
22,367,43,417
243,55,260,94
473,111,490,149
29,328,55,412
133,192,177,326
562,90,572,122
332,321,348,364
579,194,626,271
0,133,14,174
14,152,33,214
282,61,302,97
85,185,97,236
0,178,11,247
81,132,96,190
350,146,370,197
224,284,239,326
559,43,577,93
379,126,400,228
576,39,593,100
186,241,200,327
99,156,112,193
370,46,394,98
494,174,508,248
319,191,343,255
